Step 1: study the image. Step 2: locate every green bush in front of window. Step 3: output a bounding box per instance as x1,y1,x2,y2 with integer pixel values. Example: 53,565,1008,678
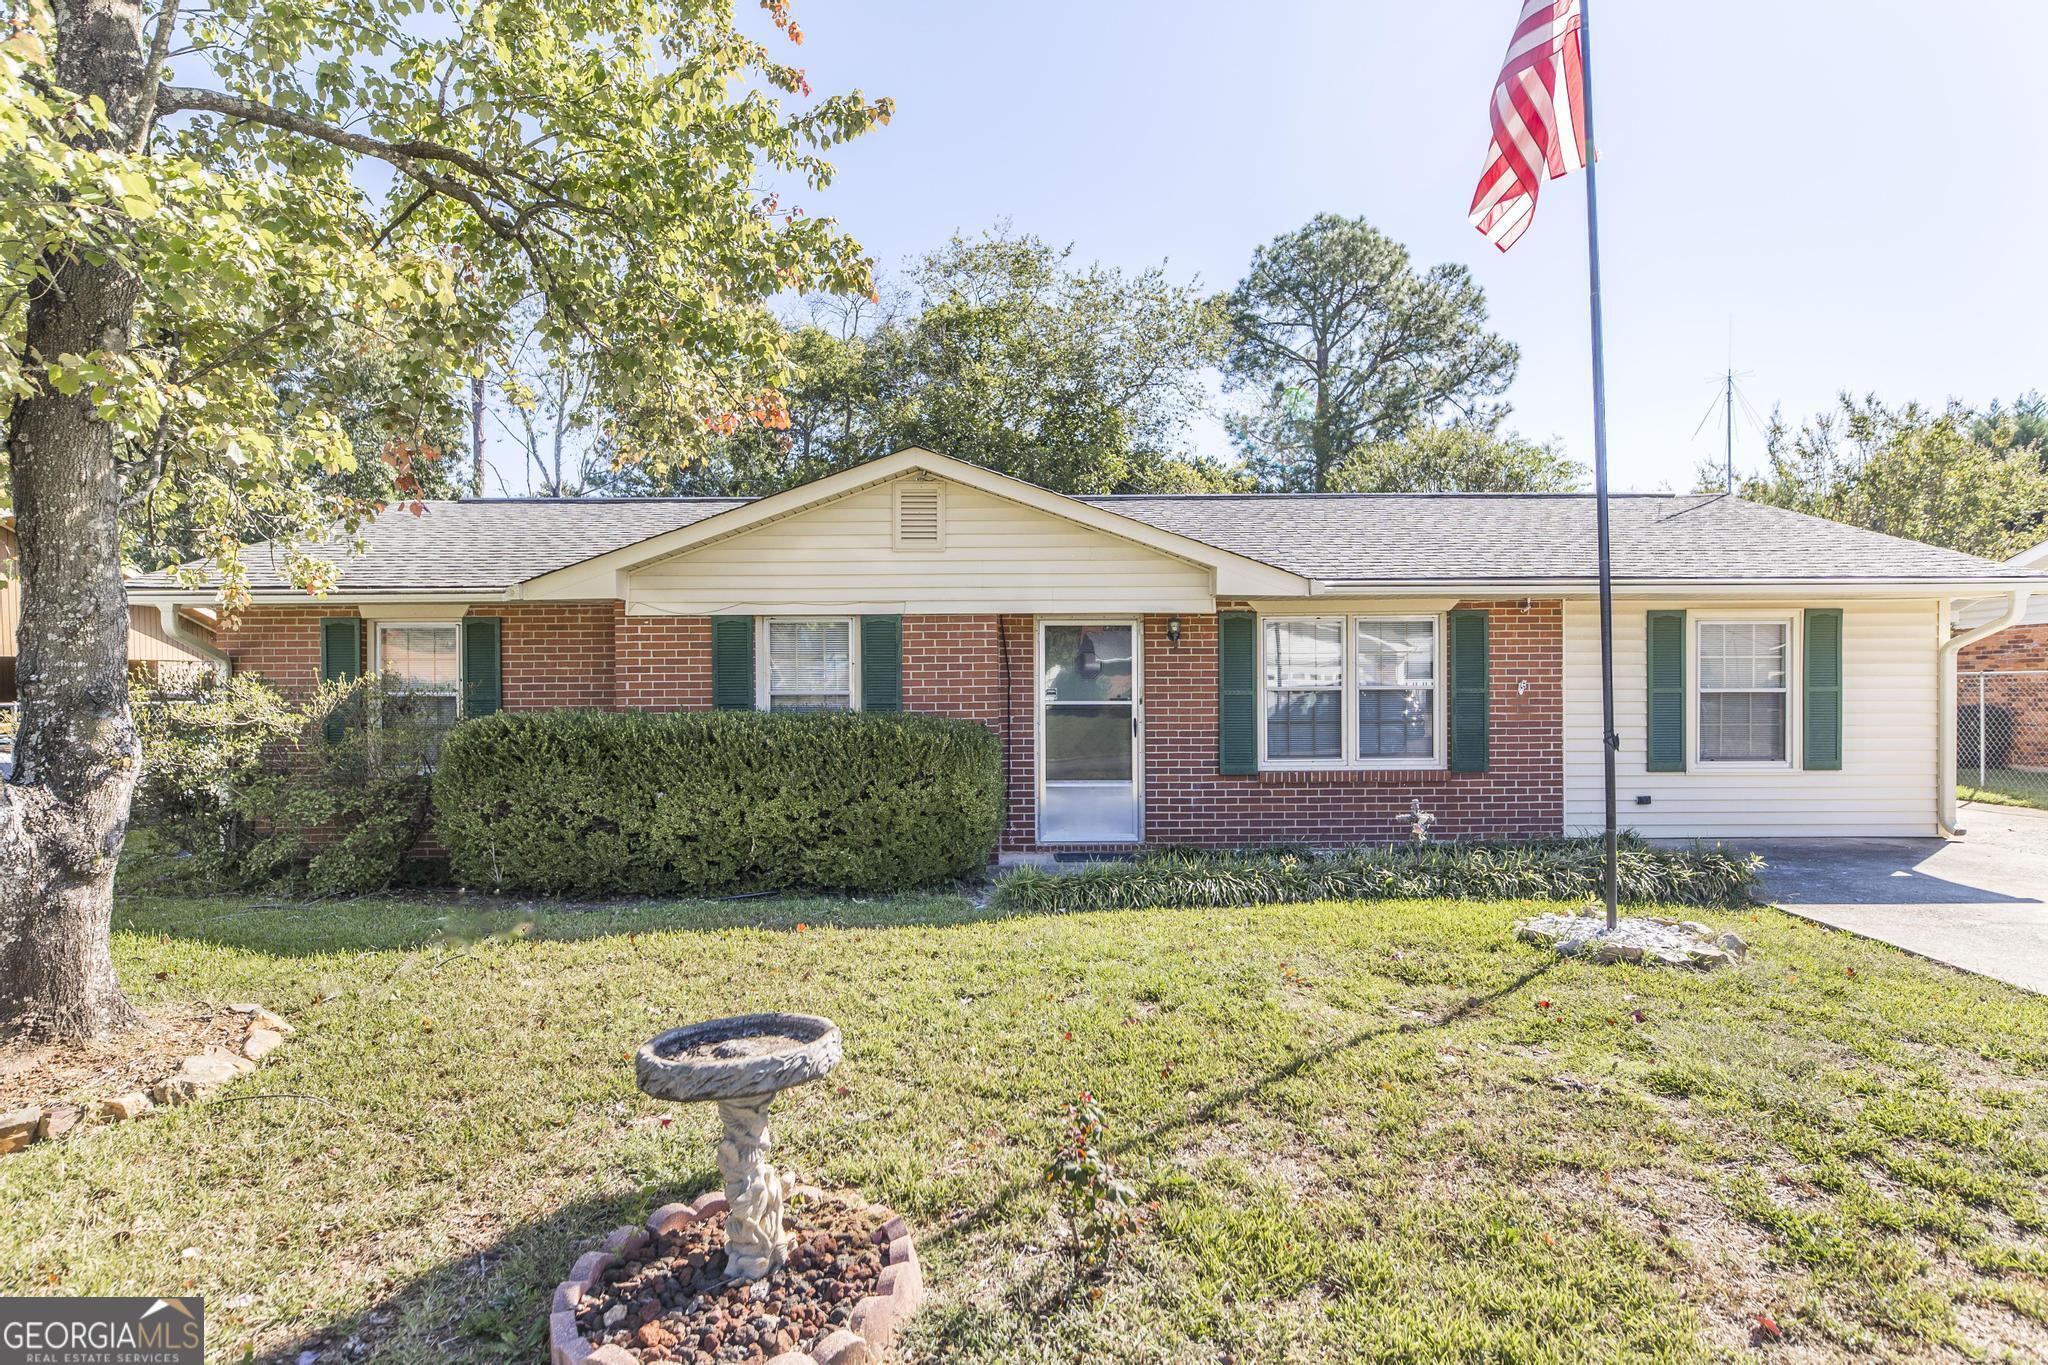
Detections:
130,671,443,894
432,709,1006,896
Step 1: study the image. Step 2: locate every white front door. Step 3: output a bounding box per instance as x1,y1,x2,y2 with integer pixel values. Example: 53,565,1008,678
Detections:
1038,620,1142,843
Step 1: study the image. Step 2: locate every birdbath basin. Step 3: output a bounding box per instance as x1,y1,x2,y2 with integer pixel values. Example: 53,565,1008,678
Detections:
635,1013,842,1280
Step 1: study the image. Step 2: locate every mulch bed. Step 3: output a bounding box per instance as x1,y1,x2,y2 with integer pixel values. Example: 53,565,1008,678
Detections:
0,1004,244,1111
578,1198,885,1363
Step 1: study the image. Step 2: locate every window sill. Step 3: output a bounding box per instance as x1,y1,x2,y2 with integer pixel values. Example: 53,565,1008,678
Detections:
1255,767,1456,786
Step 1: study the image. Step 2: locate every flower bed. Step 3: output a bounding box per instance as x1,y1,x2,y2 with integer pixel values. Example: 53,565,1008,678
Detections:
551,1189,922,1365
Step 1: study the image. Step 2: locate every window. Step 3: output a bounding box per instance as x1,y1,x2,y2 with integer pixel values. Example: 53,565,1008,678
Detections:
1697,619,1789,763
374,622,460,729
1261,615,1443,768
1264,619,1343,759
763,618,856,711
1356,618,1437,760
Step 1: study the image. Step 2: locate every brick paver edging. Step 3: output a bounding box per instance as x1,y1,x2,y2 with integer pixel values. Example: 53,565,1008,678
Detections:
549,1189,924,1365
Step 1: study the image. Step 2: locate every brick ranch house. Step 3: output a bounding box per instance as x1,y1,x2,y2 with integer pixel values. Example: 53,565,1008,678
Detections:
131,449,2046,853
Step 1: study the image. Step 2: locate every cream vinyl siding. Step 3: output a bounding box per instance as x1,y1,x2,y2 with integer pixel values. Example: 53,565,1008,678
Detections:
1565,599,1941,838
627,477,1215,614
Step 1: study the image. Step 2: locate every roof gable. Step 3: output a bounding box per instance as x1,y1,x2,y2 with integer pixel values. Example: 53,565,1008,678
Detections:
518,449,1310,601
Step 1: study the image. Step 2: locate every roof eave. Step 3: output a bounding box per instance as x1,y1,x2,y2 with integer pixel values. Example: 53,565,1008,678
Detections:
1308,576,2048,597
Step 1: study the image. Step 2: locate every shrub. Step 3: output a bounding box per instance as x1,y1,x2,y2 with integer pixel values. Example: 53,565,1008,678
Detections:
132,672,442,893
432,708,1005,896
1046,1092,1144,1282
988,835,1761,916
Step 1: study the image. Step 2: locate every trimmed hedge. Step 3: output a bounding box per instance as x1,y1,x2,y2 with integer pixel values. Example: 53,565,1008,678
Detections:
432,709,1005,896
989,836,1761,916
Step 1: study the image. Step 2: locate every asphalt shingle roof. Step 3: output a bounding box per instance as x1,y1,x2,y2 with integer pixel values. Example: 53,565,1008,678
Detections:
1078,492,2037,583
132,489,2037,594
132,498,746,592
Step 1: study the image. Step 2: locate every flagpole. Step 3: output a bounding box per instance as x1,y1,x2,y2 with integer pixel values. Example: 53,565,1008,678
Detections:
1578,0,1621,932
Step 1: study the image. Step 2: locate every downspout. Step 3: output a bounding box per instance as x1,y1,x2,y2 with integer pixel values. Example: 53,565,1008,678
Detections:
157,603,231,681
1938,589,2031,836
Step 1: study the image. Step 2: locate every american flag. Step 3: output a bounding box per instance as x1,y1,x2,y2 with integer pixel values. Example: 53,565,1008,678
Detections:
1470,0,1588,251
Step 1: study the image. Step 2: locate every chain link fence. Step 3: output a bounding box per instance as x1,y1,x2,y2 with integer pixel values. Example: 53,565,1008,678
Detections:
1959,670,2048,811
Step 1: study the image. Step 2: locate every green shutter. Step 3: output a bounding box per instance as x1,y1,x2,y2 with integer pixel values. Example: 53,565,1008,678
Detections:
1645,610,1687,772
1447,609,1489,773
462,615,502,719
320,616,361,744
1804,607,1843,771
711,615,755,710
859,615,902,712
1217,610,1258,775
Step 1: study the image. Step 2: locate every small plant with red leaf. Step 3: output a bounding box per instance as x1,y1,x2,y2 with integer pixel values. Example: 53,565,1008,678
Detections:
1045,1092,1143,1282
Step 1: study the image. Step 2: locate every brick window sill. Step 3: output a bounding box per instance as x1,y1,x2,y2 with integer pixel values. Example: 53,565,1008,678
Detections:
1254,767,1459,786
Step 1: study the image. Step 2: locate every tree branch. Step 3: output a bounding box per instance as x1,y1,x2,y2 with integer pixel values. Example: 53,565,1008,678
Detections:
155,86,593,334
132,0,182,151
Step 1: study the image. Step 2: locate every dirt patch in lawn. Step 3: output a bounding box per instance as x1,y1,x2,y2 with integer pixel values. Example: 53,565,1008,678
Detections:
1536,1167,1830,1361
0,1003,248,1112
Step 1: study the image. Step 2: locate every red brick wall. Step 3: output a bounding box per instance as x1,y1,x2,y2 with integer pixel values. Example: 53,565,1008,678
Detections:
214,604,363,696
1959,624,2048,769
1126,600,1562,849
613,611,712,712
1960,623,2048,671
218,600,1568,848
892,603,1564,850
471,604,616,710
218,603,623,710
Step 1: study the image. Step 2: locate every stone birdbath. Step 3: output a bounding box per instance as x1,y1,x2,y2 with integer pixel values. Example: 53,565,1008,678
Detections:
635,1013,842,1281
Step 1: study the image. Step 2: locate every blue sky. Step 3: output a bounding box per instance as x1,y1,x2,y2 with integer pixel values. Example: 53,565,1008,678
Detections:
760,0,2047,492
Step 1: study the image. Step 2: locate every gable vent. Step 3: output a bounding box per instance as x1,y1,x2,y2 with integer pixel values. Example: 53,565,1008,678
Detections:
893,482,945,550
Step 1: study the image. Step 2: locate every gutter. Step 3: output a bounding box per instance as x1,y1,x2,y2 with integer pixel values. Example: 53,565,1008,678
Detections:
1938,588,2032,836
157,603,232,680
1310,576,2048,596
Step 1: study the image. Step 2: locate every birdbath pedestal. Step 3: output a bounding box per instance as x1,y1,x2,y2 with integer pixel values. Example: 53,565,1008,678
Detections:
634,1013,842,1281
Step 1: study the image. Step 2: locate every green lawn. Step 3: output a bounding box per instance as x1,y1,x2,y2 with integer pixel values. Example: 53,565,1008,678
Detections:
1960,767,2048,812
5,889,2048,1363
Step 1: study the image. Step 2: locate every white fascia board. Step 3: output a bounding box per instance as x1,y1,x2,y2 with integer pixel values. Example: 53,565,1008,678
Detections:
1306,577,2048,600
127,588,514,606
519,448,1310,601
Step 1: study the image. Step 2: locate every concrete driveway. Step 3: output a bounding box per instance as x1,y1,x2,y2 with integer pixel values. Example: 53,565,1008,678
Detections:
1745,804,2048,994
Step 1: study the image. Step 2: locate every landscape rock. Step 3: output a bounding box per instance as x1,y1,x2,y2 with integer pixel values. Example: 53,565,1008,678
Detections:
0,1107,42,1153
1515,910,1748,971
100,1092,152,1122
242,1027,287,1061
228,1003,295,1034
812,1329,871,1365
151,1050,256,1106
36,1105,81,1141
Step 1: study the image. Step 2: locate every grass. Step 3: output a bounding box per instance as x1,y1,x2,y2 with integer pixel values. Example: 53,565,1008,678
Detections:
1959,767,2048,811
4,888,2047,1363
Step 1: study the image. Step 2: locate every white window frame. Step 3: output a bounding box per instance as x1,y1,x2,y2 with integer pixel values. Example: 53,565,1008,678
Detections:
369,619,462,729
756,616,861,713
1691,612,1798,770
1257,613,1446,772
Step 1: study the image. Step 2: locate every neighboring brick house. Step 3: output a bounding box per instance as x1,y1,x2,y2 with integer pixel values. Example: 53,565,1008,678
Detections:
132,449,2048,849
1956,541,2048,769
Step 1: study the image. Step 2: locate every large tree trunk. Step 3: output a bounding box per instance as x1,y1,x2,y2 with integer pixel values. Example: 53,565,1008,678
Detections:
0,0,152,1043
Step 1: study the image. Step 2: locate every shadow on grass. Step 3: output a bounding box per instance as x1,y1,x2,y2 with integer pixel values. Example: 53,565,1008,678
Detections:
907,958,1562,1355
245,954,1558,1362
113,886,1023,958
249,1186,687,1365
